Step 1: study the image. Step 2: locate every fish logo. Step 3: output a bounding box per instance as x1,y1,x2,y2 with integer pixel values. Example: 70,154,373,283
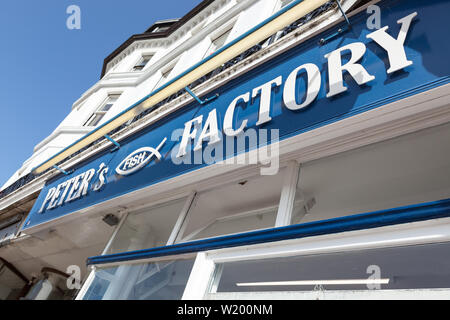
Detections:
116,138,167,176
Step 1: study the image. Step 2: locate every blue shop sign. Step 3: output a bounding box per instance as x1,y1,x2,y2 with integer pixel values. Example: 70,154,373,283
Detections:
23,0,450,231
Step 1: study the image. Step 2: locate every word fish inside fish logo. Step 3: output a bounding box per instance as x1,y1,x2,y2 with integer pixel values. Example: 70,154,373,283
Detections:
116,138,167,176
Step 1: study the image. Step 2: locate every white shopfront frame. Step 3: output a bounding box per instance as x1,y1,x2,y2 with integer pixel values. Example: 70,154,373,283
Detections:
183,217,450,300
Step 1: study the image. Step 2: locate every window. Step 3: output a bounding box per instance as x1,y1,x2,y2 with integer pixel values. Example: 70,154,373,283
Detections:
153,66,175,90
280,0,295,8
84,94,120,127
152,26,170,33
106,197,189,255
203,27,233,58
290,122,450,225
211,241,450,295
83,257,195,300
177,169,286,242
132,54,153,72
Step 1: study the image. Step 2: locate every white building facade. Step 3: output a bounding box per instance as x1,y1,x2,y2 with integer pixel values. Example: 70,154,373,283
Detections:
0,0,450,300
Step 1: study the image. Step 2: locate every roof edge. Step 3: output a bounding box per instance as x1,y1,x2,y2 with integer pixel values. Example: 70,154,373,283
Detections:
100,0,215,78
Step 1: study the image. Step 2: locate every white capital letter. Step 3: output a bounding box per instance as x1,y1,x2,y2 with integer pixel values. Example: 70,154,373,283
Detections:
177,115,203,158
366,12,417,74
38,188,56,213
223,93,250,136
194,109,221,152
325,42,375,97
252,76,282,126
284,63,321,111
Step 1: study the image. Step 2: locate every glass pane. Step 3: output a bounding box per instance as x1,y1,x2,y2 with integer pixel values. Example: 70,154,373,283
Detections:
85,113,104,127
152,26,170,33
291,123,450,225
106,197,187,255
154,67,174,90
180,168,285,242
0,221,20,244
280,0,295,8
99,96,119,111
133,55,152,71
215,241,450,293
189,207,278,241
83,258,195,300
99,103,114,112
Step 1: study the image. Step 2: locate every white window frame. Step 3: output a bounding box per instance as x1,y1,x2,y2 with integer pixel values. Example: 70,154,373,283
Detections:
84,94,121,127
181,217,450,300
202,18,237,59
132,53,154,72
153,59,178,91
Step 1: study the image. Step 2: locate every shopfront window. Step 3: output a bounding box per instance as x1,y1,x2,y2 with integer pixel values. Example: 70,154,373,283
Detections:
291,123,450,225
106,197,188,255
83,257,195,300
211,241,450,295
178,168,286,242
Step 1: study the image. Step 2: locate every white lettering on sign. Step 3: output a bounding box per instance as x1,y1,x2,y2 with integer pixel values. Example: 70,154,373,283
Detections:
325,42,375,97
37,13,418,214
283,63,321,111
39,168,98,213
366,12,417,74
252,76,283,126
176,13,417,158
92,163,108,192
223,93,250,137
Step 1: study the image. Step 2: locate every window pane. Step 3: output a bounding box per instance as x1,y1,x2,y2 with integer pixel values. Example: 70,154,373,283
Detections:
179,169,285,242
280,0,295,8
85,113,104,127
83,258,195,300
204,28,232,58
106,197,187,255
214,241,450,293
99,103,114,112
291,122,450,225
133,55,153,71
152,26,170,33
154,67,174,90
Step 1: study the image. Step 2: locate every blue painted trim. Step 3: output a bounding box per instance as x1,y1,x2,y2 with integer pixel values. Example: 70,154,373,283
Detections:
185,87,219,105
52,165,73,176
104,134,121,152
87,197,450,266
31,0,308,174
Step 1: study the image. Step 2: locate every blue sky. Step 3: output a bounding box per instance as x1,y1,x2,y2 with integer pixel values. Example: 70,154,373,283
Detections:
0,0,202,187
